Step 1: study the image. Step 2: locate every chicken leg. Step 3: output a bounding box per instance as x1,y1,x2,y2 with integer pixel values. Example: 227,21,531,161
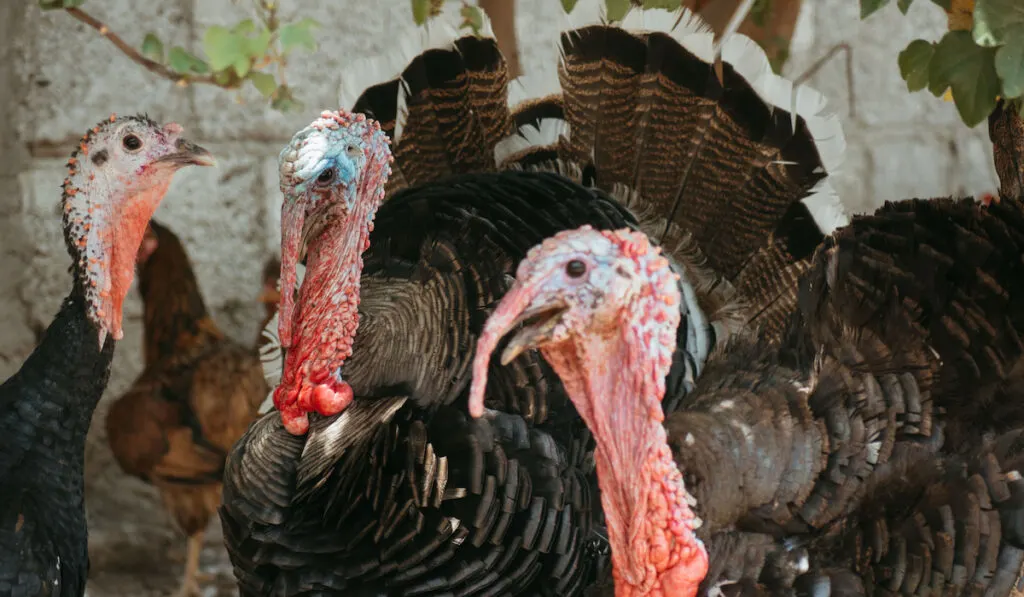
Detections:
174,531,204,597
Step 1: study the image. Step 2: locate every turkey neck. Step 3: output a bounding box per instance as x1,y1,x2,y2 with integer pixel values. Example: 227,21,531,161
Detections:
543,333,707,597
283,213,370,387
2,287,114,498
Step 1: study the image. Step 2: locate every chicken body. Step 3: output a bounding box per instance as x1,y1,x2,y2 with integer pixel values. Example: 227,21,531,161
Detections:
106,220,268,597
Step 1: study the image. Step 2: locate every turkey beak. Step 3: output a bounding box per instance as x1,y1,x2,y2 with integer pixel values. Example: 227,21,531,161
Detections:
499,301,569,366
156,138,216,167
468,281,567,419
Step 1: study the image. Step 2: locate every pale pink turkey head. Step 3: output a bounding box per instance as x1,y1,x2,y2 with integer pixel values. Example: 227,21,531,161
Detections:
469,226,708,597
274,110,392,435
469,225,682,424
62,114,214,347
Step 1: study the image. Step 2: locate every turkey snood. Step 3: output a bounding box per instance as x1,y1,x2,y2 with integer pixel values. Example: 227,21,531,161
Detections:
275,110,392,435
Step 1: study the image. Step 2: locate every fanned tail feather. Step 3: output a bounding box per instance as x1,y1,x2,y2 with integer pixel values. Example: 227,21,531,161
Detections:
341,4,848,338
344,13,514,196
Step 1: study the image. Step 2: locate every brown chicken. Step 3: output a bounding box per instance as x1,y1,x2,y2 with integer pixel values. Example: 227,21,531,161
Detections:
106,219,268,597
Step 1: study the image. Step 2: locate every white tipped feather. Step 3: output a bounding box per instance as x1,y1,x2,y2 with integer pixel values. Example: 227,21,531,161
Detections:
603,5,849,233
713,0,757,59
619,6,715,62
339,23,463,111
494,118,569,165
390,13,499,146
337,6,497,129
258,391,275,415
716,29,849,233
497,64,566,167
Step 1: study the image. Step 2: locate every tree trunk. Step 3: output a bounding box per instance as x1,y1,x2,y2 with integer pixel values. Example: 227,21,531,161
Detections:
988,100,1024,201
479,0,522,79
691,0,804,71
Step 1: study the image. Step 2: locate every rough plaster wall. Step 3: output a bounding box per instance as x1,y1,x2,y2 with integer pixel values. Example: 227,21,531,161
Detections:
0,0,1000,594
784,0,999,215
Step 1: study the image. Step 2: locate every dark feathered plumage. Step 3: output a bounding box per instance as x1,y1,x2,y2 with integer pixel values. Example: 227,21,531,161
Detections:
0,294,113,597
222,8,844,596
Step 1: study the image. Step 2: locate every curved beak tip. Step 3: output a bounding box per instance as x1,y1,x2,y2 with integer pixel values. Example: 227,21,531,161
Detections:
189,146,217,167
165,139,216,168
499,342,527,366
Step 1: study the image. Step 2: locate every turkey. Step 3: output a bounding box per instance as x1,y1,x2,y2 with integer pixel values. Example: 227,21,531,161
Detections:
220,3,846,596
0,115,212,597
799,426,1024,596
468,193,1024,594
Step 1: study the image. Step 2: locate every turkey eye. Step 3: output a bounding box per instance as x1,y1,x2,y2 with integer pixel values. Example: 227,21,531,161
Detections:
317,168,336,184
345,144,360,157
565,260,587,278
122,134,142,151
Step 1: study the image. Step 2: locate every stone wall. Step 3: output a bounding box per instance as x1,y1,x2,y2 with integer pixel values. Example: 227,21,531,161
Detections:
0,0,998,594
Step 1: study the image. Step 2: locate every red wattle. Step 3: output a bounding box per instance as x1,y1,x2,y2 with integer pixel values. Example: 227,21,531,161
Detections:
313,381,353,416
281,407,309,435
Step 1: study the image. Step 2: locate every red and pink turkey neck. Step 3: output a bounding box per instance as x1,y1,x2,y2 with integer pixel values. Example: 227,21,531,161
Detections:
273,110,392,435
470,227,708,597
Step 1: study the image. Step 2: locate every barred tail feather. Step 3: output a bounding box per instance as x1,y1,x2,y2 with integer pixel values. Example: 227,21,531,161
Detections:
345,12,514,195
338,4,848,339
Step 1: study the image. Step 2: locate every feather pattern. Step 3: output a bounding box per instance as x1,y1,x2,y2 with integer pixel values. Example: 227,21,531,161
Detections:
224,6,852,596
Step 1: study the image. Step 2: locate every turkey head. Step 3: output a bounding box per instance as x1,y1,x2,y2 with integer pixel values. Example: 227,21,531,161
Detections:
470,225,708,597
274,110,392,434
61,114,213,347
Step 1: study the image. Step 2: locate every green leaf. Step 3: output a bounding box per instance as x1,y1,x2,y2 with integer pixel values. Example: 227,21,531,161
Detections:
996,36,1024,98
140,33,164,63
39,0,85,9
459,5,485,33
605,0,631,22
929,30,1000,126
560,0,580,11
246,29,273,59
168,47,209,75
860,0,889,18
898,39,935,92
203,25,246,72
412,0,431,24
233,56,251,78
232,19,256,35
929,0,951,9
280,17,319,54
249,72,277,97
897,0,913,13
974,0,1024,46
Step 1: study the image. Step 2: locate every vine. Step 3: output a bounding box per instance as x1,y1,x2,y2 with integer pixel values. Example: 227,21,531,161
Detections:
863,0,1024,127
39,0,320,112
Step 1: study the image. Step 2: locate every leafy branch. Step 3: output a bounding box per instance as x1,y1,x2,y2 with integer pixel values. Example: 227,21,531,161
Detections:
411,0,488,33
39,0,320,112
862,0,1024,127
